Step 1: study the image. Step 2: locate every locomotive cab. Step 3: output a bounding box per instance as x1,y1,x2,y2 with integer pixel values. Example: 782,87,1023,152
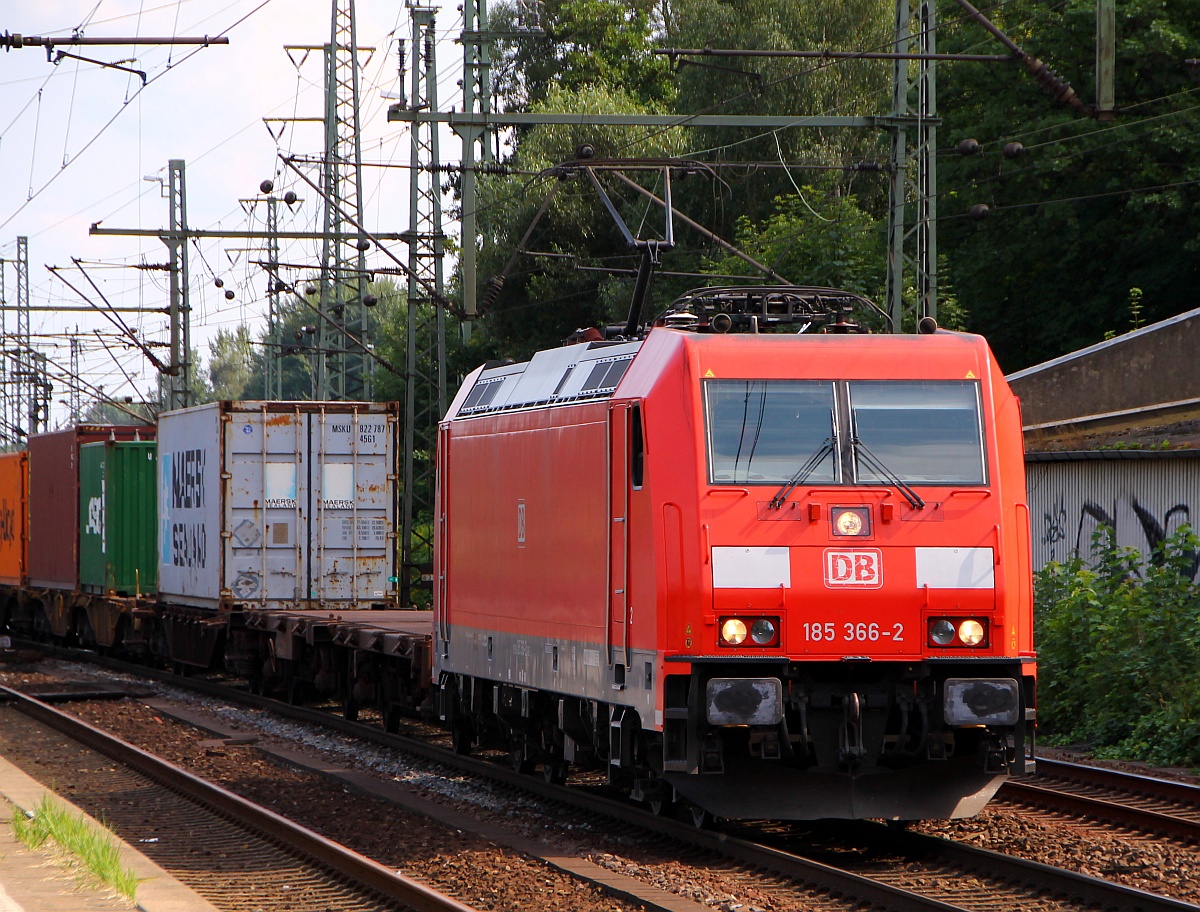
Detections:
655,330,1035,820
434,289,1035,822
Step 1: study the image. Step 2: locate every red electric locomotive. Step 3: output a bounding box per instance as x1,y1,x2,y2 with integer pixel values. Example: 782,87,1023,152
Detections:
434,287,1035,821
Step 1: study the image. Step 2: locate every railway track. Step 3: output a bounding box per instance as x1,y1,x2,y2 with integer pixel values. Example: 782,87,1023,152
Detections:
5,646,1198,912
0,682,475,912
1001,758,1200,844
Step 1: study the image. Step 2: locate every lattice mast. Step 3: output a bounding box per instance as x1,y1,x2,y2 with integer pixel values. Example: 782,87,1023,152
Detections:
167,160,193,410
399,2,447,605
15,237,33,434
886,0,938,330
316,0,372,401
264,191,284,400
0,255,8,443
69,334,82,423
457,0,493,330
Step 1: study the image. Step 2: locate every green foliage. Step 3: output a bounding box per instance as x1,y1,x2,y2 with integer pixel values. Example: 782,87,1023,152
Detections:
493,0,674,109
207,325,255,401
238,279,409,402
708,187,887,294
937,0,1200,372
11,795,141,899
660,0,895,256
1034,525,1200,765
1128,286,1144,331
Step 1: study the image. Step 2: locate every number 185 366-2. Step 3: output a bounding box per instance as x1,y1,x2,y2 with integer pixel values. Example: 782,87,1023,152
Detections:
802,622,904,643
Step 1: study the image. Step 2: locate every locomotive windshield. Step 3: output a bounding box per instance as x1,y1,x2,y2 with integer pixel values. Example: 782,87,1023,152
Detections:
705,380,837,484
848,380,986,484
704,379,986,486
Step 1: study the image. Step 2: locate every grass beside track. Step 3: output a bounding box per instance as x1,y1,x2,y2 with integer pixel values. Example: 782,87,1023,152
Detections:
10,794,140,900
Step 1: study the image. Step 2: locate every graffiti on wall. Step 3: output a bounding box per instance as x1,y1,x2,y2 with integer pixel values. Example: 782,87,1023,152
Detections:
1039,491,1198,581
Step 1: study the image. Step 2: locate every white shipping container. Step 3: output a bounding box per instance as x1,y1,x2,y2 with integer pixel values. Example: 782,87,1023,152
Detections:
158,401,398,610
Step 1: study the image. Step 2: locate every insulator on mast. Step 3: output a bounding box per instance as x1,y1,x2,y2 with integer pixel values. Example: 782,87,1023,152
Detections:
396,42,408,109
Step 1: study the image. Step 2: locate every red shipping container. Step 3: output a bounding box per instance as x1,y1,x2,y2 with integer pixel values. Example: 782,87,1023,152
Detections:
28,426,153,591
0,452,28,586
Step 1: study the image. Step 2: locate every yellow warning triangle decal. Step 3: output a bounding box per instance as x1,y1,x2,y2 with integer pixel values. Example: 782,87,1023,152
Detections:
965,370,976,379
704,369,715,378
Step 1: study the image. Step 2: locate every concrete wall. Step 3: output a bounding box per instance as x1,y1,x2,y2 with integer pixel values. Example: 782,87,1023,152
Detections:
1007,307,1200,427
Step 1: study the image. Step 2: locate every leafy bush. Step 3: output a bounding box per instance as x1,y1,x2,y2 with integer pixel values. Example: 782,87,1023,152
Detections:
1034,524,1200,767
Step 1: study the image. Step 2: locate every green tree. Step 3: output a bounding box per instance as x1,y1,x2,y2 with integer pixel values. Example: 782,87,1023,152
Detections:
493,0,674,109
709,188,887,295
936,0,1200,371
474,0,907,357
207,325,255,401
662,0,895,234
244,278,412,403
244,292,319,400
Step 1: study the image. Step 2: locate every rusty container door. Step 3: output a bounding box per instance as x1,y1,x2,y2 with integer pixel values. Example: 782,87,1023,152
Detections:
308,404,397,608
0,452,28,586
29,426,152,591
80,440,158,596
223,403,307,608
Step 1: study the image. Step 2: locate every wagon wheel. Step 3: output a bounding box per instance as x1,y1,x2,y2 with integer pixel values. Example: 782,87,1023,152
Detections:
648,791,676,817
540,731,567,784
384,705,403,734
510,735,535,774
449,717,473,754
76,612,98,651
31,607,51,643
342,696,359,722
541,750,567,785
648,798,668,816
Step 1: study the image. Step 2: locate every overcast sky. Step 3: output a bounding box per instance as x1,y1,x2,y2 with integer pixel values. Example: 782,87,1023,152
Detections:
1,1,462,423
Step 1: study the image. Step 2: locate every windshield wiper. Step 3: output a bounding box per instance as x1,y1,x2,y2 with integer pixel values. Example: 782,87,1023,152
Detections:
769,437,835,510
851,437,925,510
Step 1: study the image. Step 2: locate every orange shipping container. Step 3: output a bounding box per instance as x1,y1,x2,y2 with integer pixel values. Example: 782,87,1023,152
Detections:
0,452,28,586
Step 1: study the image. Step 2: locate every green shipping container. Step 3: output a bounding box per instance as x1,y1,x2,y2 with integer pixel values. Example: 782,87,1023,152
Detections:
80,440,158,596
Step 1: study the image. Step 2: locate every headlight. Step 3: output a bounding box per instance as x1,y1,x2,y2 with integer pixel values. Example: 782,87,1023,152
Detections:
832,506,870,537
958,619,985,646
720,618,748,646
750,618,777,645
718,616,780,648
930,619,956,646
928,617,990,648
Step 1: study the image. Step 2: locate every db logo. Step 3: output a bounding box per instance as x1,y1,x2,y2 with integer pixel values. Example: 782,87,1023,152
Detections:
824,549,883,588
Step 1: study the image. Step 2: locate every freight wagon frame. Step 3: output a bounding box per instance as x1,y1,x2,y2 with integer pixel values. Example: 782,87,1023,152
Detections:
0,427,157,652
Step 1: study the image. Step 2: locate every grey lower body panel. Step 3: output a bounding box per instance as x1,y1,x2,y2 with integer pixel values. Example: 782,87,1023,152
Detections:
437,623,660,721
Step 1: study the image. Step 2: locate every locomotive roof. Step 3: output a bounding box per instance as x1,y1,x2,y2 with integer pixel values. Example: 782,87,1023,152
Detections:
445,328,998,422
446,339,643,419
